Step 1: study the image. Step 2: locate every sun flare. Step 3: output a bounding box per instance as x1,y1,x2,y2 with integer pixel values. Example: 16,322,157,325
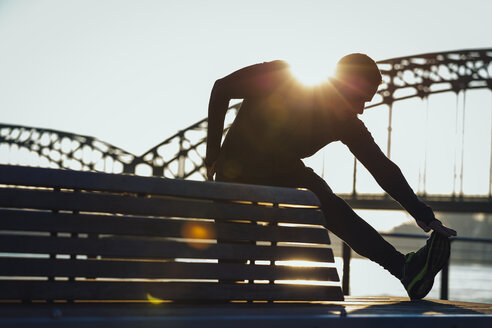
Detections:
288,60,335,86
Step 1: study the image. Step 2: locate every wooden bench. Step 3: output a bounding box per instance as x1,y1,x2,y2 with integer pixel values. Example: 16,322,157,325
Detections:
0,164,343,304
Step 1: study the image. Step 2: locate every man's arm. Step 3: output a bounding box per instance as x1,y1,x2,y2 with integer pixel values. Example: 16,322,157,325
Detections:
205,78,231,179
342,119,457,237
205,60,290,179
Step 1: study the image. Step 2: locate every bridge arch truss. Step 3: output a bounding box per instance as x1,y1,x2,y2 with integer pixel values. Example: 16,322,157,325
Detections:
1,48,491,208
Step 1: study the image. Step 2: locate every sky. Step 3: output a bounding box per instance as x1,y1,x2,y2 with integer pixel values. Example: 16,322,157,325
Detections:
1,0,491,199
1,0,491,156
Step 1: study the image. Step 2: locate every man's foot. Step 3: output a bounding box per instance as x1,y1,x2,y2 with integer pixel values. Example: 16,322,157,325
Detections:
401,231,450,300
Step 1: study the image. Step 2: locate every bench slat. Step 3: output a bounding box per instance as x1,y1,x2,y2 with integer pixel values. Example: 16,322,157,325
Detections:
0,281,344,301
0,209,330,245
0,188,326,225
0,235,335,262
0,165,321,206
0,258,339,282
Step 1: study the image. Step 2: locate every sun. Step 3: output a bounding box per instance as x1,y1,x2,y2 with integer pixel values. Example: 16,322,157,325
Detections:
288,59,336,86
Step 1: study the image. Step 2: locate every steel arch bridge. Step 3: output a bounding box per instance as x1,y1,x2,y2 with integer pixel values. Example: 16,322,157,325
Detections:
1,48,492,212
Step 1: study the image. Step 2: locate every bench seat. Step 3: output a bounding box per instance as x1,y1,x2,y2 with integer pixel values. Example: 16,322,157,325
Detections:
0,164,343,303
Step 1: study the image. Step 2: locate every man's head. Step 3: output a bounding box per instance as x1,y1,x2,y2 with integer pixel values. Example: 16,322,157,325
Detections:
332,53,382,117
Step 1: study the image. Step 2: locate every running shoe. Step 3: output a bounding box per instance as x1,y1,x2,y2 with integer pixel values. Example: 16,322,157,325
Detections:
401,231,450,300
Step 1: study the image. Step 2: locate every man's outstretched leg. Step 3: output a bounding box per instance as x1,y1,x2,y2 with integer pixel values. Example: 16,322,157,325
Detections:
287,167,450,300
217,166,450,299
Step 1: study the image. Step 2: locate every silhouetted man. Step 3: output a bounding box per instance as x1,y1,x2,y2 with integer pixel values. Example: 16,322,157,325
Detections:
205,54,457,299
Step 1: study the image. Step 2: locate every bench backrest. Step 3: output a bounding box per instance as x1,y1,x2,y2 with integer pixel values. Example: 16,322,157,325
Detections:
0,165,343,303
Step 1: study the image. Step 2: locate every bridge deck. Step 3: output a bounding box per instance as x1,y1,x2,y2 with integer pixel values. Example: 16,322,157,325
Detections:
341,193,492,213
2,297,491,327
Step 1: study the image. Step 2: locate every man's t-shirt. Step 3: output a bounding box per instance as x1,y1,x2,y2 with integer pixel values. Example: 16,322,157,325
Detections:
215,61,381,181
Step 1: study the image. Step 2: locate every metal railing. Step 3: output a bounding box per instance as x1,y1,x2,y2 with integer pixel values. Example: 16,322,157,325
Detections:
341,233,492,300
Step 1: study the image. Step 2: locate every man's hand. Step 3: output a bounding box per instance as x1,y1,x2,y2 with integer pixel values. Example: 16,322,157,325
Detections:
206,161,216,181
416,218,457,237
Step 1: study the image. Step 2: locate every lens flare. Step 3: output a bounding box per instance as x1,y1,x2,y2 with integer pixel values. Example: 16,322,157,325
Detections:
146,293,165,304
181,221,216,250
